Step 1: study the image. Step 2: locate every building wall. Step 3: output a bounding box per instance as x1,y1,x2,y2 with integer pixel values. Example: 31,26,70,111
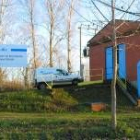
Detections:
124,35,140,81
89,44,106,81
89,34,140,81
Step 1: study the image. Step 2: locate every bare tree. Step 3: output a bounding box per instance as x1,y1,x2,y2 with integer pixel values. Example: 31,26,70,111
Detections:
44,0,66,67
20,0,43,68
28,0,37,69
46,0,54,67
18,0,42,87
66,0,75,72
0,0,8,88
0,0,5,43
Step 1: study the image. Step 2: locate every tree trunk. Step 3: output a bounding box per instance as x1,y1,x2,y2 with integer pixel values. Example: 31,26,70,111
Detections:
67,26,71,72
67,0,74,73
49,20,53,67
0,0,5,90
111,0,117,130
30,0,37,69
24,67,29,88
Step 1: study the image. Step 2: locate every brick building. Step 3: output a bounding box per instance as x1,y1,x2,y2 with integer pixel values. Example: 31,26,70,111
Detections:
87,20,140,83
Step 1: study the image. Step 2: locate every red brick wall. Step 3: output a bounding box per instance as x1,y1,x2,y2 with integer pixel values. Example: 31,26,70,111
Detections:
124,35,140,81
89,44,105,81
89,34,140,81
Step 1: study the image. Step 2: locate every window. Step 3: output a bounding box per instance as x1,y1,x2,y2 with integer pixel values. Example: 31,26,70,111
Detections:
56,69,68,76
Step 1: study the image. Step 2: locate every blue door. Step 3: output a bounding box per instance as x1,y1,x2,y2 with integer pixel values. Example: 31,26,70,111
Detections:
105,47,113,80
118,44,126,79
137,61,140,98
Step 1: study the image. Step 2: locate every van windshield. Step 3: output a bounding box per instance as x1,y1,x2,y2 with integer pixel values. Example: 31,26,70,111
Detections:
56,69,69,75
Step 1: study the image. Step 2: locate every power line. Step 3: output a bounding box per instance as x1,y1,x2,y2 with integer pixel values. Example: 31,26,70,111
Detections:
65,0,93,24
65,0,108,29
91,0,109,22
120,0,136,19
91,10,107,28
90,0,139,38
81,31,96,36
86,0,140,53
90,0,133,38
95,0,140,17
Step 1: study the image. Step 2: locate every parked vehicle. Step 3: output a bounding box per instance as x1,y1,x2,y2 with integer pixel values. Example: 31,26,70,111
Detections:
33,67,83,90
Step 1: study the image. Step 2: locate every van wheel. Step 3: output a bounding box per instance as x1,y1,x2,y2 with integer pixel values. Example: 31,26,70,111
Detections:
72,80,78,85
39,83,46,90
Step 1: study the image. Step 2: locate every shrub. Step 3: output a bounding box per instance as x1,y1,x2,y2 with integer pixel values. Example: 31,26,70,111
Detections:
1,81,25,92
47,88,78,112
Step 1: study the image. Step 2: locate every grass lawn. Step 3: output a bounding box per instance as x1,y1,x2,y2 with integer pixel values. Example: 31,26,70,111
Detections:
0,82,139,139
0,112,140,139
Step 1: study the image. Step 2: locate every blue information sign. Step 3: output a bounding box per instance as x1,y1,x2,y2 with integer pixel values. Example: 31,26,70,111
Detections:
0,45,27,67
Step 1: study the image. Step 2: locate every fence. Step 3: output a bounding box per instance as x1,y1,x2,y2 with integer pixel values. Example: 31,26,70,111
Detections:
83,68,104,82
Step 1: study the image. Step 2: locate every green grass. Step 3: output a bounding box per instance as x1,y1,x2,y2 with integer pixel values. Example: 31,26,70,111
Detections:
0,112,139,139
0,82,134,112
0,89,77,113
78,80,103,86
0,82,139,139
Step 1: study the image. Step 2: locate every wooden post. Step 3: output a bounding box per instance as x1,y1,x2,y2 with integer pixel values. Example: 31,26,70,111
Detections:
137,100,140,107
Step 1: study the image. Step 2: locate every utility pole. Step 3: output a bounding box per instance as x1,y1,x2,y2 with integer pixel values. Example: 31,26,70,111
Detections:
79,25,82,77
78,24,97,77
111,0,117,130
